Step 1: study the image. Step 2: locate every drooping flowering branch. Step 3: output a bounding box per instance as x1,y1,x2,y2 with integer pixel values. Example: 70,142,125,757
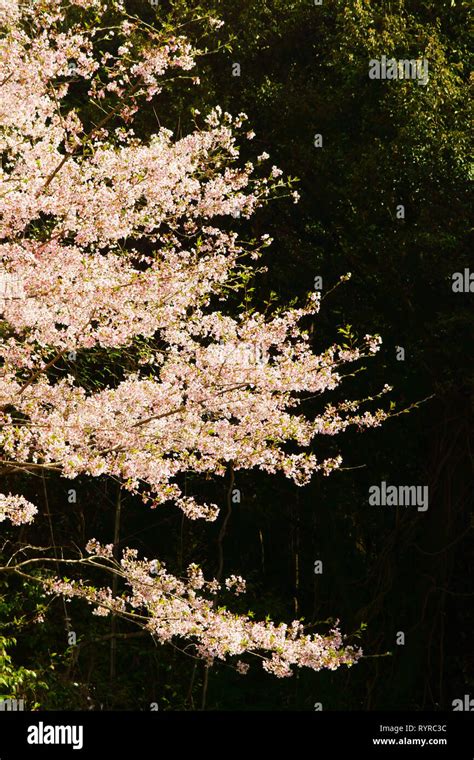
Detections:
39,542,361,678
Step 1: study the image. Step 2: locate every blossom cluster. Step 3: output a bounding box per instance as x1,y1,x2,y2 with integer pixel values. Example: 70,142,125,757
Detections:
0,492,37,526
44,544,362,677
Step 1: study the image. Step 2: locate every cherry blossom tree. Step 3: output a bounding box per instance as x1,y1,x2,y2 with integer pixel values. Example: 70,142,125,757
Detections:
0,0,389,679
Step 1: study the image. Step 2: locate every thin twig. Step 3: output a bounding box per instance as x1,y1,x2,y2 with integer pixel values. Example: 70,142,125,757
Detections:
216,462,234,581
110,483,122,681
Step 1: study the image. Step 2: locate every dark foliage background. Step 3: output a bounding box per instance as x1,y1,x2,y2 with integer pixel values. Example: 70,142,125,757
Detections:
1,0,472,711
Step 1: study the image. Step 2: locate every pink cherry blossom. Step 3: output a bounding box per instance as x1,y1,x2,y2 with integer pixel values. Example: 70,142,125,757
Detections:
0,0,389,677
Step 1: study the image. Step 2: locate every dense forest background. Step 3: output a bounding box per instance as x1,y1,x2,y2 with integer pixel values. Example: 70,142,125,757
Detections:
1,0,472,711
